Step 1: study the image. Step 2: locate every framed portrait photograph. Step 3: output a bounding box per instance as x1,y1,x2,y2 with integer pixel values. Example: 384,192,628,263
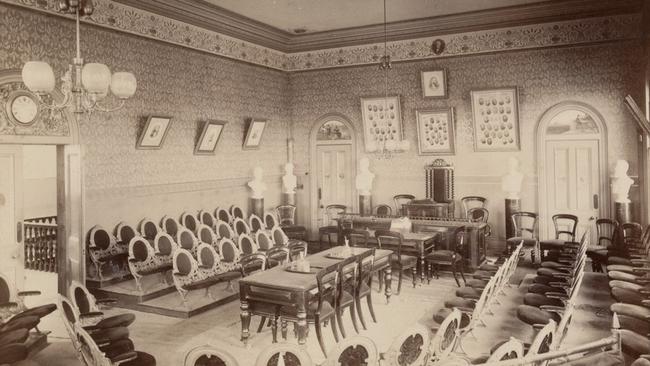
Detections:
421,70,447,98
470,87,520,152
243,118,268,150
194,120,226,155
360,95,403,152
136,116,172,149
416,108,455,155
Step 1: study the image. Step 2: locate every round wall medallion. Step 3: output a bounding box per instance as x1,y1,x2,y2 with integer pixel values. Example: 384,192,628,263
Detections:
5,90,41,126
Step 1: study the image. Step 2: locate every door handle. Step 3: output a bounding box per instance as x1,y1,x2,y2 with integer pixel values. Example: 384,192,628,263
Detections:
593,194,599,209
16,221,22,243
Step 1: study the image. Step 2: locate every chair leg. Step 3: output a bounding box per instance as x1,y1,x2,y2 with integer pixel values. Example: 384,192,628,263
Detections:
271,316,278,343
458,263,467,286
350,301,359,334
336,308,347,339
356,297,367,330
397,270,404,295
281,320,288,340
411,267,417,288
427,263,432,285
366,294,377,323
315,319,327,357
451,266,460,287
330,315,339,342
257,317,267,333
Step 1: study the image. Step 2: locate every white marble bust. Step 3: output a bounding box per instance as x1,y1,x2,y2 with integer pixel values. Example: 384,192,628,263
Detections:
355,157,375,196
501,157,524,199
247,166,267,199
612,159,633,204
282,162,297,194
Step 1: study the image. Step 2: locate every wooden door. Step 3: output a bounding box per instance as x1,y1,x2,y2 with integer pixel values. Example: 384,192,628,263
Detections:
0,146,24,290
315,144,353,226
545,139,600,239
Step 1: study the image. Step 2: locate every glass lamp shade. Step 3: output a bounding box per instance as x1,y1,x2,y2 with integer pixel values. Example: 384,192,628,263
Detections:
22,61,56,94
81,63,111,94
110,72,137,99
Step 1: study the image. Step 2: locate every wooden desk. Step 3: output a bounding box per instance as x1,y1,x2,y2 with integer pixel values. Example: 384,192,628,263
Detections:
238,247,393,347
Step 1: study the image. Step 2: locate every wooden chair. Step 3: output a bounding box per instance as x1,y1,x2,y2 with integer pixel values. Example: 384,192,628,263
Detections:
324,336,377,366
373,204,392,217
183,345,237,366
354,248,376,330
335,256,359,338
375,230,418,294
468,207,491,237
342,228,370,247
198,210,216,230
248,214,265,233
256,342,313,366
393,194,415,216
506,211,539,263
230,205,246,220
279,263,340,356
160,216,180,238
426,225,467,287
238,234,259,255
460,196,487,217
266,246,289,268
276,204,308,240
596,218,619,247
318,204,347,250
288,241,308,261
540,214,578,261
138,218,160,242
180,212,199,234
238,253,280,342
215,207,232,224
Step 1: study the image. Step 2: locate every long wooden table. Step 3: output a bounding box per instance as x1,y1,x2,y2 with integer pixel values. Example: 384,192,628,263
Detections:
238,246,393,347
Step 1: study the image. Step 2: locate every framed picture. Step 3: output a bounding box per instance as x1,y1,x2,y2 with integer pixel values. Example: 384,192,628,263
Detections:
470,87,520,152
242,118,268,150
421,70,447,98
136,116,172,149
360,95,403,152
416,108,455,155
194,120,226,155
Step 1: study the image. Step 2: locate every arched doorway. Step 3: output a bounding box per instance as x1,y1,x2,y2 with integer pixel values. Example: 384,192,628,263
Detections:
536,101,608,240
309,114,356,235
0,69,84,295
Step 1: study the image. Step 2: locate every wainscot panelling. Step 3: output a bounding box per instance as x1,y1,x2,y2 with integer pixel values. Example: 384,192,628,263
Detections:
290,41,643,238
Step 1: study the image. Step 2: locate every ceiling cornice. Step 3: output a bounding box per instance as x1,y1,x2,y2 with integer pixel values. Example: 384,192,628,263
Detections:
113,0,642,53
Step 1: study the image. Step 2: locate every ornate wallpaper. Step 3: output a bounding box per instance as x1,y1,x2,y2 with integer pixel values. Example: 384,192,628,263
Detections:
0,0,640,71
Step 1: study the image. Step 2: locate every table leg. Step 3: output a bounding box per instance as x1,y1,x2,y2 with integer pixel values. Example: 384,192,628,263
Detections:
384,267,392,304
240,300,251,347
297,306,308,346
420,255,426,285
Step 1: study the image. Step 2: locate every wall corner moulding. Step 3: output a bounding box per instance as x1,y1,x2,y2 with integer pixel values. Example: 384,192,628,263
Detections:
1,0,640,72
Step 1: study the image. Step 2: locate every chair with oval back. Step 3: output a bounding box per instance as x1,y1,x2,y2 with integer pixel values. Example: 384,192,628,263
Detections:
264,212,278,230
76,323,156,366
272,226,289,247
218,238,242,273
138,218,160,243
196,224,218,249
127,236,173,293
256,231,274,252
233,218,251,238
176,228,199,257
172,249,203,305
373,204,393,217
0,272,55,333
198,210,216,230
180,212,199,234
215,207,232,224
215,220,235,241
248,214,265,233
230,205,246,220
238,234,259,256
115,222,138,246
87,225,128,281
482,338,525,363
69,280,135,329
429,308,463,362
160,216,181,238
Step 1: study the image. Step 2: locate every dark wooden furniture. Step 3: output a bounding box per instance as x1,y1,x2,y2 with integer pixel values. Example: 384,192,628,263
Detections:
425,226,467,287
276,204,308,240
539,214,578,261
506,211,539,263
460,196,487,217
318,204,347,250
374,204,392,216
393,194,415,216
239,247,393,348
403,199,454,219
375,230,418,294
354,248,376,330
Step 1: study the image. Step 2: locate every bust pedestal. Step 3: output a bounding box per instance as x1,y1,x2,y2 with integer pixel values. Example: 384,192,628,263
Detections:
282,192,296,206
250,198,264,218
505,198,521,239
359,195,372,216
615,202,631,224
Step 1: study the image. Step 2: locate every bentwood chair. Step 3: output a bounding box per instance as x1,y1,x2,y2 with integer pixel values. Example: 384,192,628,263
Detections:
375,230,418,294
426,226,467,287
539,214,578,261
460,196,487,218
393,194,415,217
373,204,392,217
318,204,347,250
278,263,340,356
506,211,539,263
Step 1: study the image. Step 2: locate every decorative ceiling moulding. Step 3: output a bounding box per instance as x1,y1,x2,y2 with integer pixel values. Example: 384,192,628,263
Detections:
1,1,640,72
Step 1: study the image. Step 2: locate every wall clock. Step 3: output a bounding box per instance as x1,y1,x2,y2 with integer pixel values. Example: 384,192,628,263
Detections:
5,91,41,126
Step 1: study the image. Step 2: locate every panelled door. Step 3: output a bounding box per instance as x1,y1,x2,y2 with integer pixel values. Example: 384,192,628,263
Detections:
0,146,24,290
545,139,600,240
315,144,353,227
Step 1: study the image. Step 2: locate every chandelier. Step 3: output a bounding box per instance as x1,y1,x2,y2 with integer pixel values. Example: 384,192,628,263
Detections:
366,0,409,159
21,0,137,114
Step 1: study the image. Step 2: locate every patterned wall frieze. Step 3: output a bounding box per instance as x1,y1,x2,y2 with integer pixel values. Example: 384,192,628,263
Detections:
0,0,640,72
85,174,282,202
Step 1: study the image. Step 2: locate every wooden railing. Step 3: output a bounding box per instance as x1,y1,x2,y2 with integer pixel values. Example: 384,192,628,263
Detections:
24,216,58,272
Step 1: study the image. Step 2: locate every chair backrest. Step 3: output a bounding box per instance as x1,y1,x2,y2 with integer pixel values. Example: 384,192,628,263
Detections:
315,263,339,315
356,248,375,289
230,205,245,220
215,207,232,223
393,194,415,216
154,232,177,256
88,226,113,250
0,272,13,304
342,228,370,247
461,196,487,216
129,236,153,263
384,323,430,366
450,226,467,253
57,294,81,353
183,345,239,366
177,228,198,252
173,249,197,276
596,218,619,247
552,214,578,241
69,280,96,315
77,326,115,366
526,320,556,364
115,222,137,245
180,212,199,233
467,207,489,223
511,211,538,239
323,336,377,366
248,214,265,233
240,253,267,277
264,212,278,230
198,210,216,229
139,218,160,240
233,218,251,237
288,241,308,261
324,204,347,226
375,230,404,257
622,222,644,247
197,244,221,272
256,231,274,251
215,220,234,240
266,246,290,267
161,215,180,237
430,308,462,360
238,234,258,255
374,204,393,217
486,338,525,362
272,226,289,247
218,238,241,264
276,205,297,226
197,224,217,246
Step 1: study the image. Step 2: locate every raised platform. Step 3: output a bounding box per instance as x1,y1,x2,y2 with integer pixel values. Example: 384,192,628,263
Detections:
91,274,176,304
86,271,133,289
